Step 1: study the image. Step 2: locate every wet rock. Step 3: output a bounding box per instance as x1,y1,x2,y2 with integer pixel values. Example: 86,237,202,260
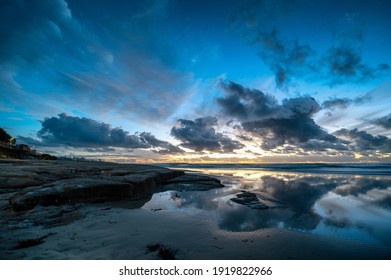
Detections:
8,172,182,211
164,174,220,183
230,191,270,210
2,160,223,211
1,160,183,211
163,174,224,191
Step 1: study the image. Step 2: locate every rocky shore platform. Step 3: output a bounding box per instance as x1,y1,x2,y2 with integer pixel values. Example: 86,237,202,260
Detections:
0,159,223,211
0,159,224,259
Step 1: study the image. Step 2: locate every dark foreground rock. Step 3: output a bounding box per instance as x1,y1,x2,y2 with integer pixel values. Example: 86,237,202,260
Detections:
0,160,223,211
163,174,224,191
230,191,270,210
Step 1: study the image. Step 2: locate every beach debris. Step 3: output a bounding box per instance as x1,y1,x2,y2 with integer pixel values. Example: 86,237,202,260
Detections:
230,191,270,210
146,243,176,260
12,232,56,250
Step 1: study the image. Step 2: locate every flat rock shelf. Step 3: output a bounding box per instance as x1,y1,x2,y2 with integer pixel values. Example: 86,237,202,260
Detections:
0,159,224,211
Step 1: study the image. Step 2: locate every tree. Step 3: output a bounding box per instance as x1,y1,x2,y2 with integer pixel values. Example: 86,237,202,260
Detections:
0,128,12,143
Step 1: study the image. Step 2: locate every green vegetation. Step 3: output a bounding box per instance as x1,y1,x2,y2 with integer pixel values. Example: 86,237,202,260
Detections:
0,128,12,143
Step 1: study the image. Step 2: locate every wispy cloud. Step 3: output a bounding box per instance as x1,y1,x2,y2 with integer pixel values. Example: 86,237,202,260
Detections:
0,0,194,122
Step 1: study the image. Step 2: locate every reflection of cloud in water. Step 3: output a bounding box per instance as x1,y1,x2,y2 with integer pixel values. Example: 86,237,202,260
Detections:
217,205,293,232
167,175,337,231
333,178,391,196
260,176,337,212
374,194,391,210
148,171,391,245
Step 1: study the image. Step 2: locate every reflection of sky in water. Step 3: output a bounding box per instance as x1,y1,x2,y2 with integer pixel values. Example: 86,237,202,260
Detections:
143,168,391,248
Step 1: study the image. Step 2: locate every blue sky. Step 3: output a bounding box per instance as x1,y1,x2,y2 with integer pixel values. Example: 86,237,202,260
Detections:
1,0,391,163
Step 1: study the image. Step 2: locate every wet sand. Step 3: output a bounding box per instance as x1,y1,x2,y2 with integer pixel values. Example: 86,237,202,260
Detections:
1,201,390,260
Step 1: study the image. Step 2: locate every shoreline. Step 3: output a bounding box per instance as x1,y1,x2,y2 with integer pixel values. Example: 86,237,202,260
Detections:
1,159,390,260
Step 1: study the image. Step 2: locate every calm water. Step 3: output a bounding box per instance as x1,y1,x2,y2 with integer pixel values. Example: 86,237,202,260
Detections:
147,164,391,250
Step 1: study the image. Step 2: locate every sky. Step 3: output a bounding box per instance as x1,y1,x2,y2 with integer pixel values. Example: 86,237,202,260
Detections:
1,0,391,163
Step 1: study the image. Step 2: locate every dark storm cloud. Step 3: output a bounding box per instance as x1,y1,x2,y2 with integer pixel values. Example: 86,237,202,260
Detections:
219,81,339,150
171,116,244,152
241,117,336,150
334,128,391,153
231,1,390,88
218,80,279,119
0,0,194,121
371,113,391,129
37,113,147,148
27,113,182,153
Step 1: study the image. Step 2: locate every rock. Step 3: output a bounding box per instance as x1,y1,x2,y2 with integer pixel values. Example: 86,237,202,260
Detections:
164,174,220,183
8,170,182,211
2,160,223,211
162,174,224,191
230,191,270,210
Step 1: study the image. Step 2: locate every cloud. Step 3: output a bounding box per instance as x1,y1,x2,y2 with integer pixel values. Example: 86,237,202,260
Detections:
37,113,147,148
0,0,194,121
253,30,316,87
322,98,353,110
218,81,339,150
371,113,391,129
322,46,389,84
218,81,391,157
85,147,116,153
218,80,279,119
171,116,244,152
231,1,390,88
19,113,182,154
334,128,391,153
321,94,372,110
138,132,184,154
